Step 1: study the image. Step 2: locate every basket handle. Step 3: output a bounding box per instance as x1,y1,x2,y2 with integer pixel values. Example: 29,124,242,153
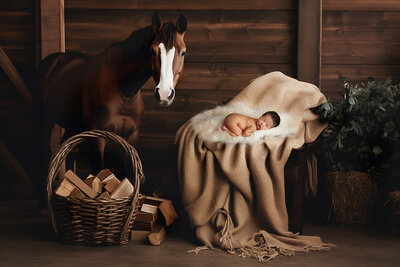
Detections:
47,130,145,242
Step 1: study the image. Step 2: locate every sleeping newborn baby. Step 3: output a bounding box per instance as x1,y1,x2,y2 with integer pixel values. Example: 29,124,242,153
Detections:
221,111,280,137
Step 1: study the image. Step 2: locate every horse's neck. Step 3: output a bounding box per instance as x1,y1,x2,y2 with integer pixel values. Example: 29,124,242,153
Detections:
118,52,152,98
107,26,155,98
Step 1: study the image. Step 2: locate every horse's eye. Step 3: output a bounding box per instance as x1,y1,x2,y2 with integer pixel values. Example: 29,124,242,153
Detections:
150,47,156,55
180,50,186,57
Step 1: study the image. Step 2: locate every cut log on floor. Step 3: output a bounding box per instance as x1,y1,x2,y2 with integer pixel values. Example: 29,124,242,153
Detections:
148,224,167,246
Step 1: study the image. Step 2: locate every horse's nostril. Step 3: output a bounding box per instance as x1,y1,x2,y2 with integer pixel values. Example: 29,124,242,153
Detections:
168,88,174,97
155,87,161,100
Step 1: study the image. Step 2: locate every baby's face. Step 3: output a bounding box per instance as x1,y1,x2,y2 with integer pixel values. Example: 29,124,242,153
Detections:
256,114,274,130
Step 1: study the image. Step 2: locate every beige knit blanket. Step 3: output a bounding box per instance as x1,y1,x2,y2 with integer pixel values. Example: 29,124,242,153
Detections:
175,72,334,262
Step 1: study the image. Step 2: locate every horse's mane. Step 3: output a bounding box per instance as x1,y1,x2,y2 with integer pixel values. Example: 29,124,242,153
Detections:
158,22,176,50
109,26,155,61
109,22,177,61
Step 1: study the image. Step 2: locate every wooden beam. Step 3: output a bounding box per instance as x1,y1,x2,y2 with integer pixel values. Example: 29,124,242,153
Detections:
40,0,66,172
40,0,65,59
66,0,296,10
297,0,322,87
35,0,41,65
323,0,400,12
0,46,34,110
0,139,32,184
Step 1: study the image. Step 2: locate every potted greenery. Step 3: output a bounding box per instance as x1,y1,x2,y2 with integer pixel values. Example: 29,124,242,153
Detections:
313,77,400,225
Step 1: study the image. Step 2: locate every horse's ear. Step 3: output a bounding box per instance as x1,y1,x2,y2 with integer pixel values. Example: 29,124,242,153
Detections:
176,14,187,35
152,12,162,33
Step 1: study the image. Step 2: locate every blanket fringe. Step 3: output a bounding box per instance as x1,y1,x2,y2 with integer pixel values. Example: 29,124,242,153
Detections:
304,243,336,253
234,232,296,262
188,244,215,255
188,209,334,262
218,208,240,252
217,209,295,262
237,246,280,262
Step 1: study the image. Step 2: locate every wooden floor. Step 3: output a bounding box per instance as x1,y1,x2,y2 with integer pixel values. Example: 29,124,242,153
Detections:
0,200,399,267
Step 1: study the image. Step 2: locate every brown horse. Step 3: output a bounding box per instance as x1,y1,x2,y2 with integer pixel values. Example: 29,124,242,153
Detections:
34,13,187,202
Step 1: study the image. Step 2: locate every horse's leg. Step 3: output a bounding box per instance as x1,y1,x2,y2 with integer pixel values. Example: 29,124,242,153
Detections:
50,124,65,182
123,91,144,180
123,129,140,179
34,119,52,211
89,137,108,175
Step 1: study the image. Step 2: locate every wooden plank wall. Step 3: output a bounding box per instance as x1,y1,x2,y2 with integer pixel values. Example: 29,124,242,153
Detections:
0,0,37,182
321,0,400,97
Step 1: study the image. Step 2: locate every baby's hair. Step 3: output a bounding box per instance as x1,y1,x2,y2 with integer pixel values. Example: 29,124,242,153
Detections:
261,111,280,127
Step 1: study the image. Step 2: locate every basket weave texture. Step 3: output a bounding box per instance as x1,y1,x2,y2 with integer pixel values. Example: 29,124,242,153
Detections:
47,130,145,245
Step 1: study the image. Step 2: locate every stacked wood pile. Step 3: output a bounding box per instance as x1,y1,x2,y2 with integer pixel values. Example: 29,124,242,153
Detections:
131,195,178,245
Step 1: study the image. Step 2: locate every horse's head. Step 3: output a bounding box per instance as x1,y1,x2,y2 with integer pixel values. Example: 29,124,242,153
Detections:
150,13,187,106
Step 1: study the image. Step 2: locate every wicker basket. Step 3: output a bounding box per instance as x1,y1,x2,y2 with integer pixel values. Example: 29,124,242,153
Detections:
47,130,145,245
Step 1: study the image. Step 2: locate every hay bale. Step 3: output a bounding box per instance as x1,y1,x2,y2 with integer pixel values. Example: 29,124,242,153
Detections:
388,190,400,233
323,171,377,225
389,191,400,205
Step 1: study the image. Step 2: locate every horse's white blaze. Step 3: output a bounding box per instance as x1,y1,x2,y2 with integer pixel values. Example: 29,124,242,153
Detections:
156,43,175,101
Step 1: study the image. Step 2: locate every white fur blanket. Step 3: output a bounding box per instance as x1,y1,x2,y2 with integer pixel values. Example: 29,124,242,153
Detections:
190,103,297,144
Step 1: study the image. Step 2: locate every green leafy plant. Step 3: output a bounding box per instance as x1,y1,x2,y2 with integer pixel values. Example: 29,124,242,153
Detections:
313,77,400,190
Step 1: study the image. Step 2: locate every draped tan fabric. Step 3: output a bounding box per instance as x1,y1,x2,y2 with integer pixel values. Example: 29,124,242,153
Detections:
175,72,333,261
